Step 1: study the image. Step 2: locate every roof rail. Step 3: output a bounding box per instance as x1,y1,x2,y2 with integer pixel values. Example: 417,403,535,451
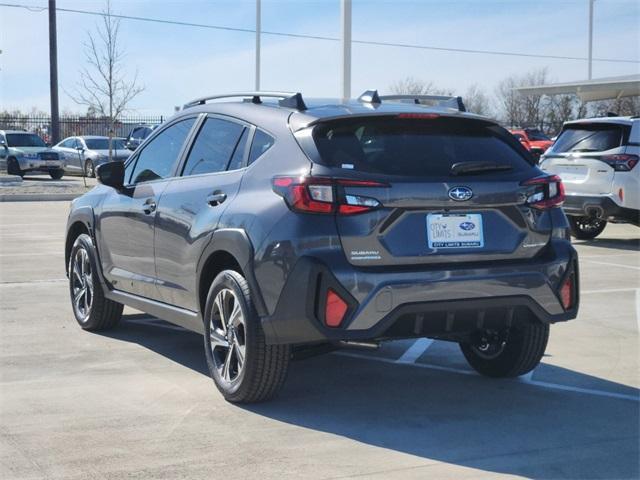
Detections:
357,89,466,112
183,92,307,110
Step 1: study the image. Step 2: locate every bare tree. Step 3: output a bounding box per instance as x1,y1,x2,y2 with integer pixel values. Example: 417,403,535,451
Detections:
68,0,143,163
495,67,550,128
389,77,453,96
463,84,491,116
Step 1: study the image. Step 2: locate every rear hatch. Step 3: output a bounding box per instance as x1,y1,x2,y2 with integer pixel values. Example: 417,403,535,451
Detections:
540,122,630,195
295,114,562,267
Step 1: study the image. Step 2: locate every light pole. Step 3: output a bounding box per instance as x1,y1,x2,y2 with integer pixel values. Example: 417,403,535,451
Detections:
48,0,60,144
255,0,261,90
340,0,352,102
588,0,594,80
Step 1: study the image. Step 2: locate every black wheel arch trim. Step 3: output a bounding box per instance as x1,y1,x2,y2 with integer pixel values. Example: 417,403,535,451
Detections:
65,206,110,289
196,228,268,319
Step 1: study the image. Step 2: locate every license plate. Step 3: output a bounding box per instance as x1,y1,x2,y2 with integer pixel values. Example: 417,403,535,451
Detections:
427,213,484,249
556,164,588,182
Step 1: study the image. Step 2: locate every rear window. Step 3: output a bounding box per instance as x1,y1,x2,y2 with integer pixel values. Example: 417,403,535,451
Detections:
552,123,628,153
311,117,532,177
524,129,551,141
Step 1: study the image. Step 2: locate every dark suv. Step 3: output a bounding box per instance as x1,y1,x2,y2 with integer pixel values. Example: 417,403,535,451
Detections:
65,91,579,403
124,124,156,151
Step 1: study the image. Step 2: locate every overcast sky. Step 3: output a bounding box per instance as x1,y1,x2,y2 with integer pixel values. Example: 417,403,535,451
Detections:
1,0,638,116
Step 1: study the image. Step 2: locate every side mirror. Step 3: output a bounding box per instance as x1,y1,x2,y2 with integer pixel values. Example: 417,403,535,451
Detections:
96,161,125,190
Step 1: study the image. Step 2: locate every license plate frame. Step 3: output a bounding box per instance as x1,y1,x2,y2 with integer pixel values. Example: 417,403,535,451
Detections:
426,213,484,249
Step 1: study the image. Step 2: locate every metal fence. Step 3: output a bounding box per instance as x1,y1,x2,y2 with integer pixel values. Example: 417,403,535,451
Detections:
0,115,164,144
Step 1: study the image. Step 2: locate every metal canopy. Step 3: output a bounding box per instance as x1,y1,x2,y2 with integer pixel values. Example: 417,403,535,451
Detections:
514,74,640,102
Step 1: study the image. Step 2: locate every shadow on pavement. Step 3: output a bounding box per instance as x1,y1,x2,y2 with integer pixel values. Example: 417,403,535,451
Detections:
104,315,640,479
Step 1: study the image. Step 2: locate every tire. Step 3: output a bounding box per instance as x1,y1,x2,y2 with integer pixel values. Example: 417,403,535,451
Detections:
459,322,549,378
7,157,23,177
68,233,123,331
84,160,95,178
49,169,64,180
568,216,607,240
203,270,290,403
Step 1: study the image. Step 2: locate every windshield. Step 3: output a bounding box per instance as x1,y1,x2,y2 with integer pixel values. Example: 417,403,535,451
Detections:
84,138,126,150
551,124,627,153
311,116,532,177
6,133,46,148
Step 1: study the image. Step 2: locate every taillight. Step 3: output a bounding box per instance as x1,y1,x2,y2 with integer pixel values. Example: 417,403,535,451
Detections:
325,289,348,327
559,273,575,310
521,174,565,209
272,176,388,215
600,154,639,171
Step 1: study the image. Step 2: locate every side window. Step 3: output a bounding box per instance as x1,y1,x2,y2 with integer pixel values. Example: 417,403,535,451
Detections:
248,129,275,165
227,128,249,171
181,118,244,177
129,118,195,184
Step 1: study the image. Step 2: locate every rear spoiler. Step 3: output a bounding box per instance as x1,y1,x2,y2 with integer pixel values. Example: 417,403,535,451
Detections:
357,89,466,112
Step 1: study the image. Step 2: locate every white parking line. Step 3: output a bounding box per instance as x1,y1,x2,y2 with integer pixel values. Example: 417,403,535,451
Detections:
335,351,639,402
581,287,639,294
581,259,640,271
396,338,434,363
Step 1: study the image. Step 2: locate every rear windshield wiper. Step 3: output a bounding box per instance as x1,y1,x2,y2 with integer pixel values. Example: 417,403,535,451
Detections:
450,161,513,176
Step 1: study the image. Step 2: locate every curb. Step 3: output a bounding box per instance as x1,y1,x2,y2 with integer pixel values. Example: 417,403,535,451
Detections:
0,175,23,185
0,193,81,202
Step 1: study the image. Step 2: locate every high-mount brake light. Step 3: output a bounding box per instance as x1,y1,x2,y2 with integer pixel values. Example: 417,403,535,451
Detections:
521,174,565,209
397,113,440,119
600,154,639,172
272,176,388,215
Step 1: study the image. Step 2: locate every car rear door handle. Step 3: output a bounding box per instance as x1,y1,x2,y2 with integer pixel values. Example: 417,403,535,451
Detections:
142,198,156,214
207,192,227,206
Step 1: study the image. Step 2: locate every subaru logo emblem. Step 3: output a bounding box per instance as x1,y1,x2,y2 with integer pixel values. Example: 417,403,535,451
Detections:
459,221,475,231
448,186,473,201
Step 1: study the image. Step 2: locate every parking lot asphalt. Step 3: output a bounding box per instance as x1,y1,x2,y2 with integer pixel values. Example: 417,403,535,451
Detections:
0,201,638,480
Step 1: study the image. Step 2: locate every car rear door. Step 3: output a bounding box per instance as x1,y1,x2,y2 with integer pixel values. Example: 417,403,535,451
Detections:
96,117,197,300
300,115,559,267
153,115,251,310
540,122,629,196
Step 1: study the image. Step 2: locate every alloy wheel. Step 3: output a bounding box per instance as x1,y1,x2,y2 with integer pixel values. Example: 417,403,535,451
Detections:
71,248,93,321
471,330,507,360
209,288,247,384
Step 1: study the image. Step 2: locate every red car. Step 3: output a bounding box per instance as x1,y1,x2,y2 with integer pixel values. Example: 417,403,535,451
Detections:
509,128,554,161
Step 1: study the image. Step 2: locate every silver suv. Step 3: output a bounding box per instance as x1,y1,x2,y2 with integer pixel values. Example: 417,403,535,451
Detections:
540,116,640,239
0,130,64,179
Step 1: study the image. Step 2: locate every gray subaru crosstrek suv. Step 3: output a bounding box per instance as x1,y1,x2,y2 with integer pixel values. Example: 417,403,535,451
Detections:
64,91,579,403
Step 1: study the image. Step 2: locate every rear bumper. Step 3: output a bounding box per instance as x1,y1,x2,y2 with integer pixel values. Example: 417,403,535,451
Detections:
563,195,640,226
261,241,579,345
